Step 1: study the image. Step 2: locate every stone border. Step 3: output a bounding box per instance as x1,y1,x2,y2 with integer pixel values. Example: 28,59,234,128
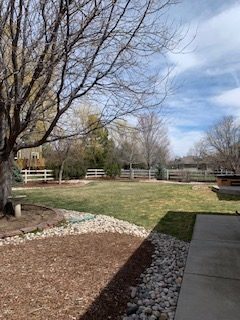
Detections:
0,205,65,239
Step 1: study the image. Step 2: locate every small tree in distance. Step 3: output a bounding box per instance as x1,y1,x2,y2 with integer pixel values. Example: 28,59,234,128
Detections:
191,116,240,172
114,123,142,179
206,116,240,172
137,112,170,169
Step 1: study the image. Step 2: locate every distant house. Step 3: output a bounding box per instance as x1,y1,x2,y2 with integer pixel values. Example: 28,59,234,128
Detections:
15,146,45,169
169,156,209,171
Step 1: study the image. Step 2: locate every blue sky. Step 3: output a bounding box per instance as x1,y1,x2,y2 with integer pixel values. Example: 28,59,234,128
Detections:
164,0,240,156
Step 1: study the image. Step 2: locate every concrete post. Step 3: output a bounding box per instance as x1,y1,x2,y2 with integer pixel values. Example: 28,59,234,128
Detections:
148,169,151,180
166,169,169,180
24,169,28,184
15,204,21,218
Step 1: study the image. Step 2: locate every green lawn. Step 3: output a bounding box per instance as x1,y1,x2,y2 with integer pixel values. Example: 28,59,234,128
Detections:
15,181,240,241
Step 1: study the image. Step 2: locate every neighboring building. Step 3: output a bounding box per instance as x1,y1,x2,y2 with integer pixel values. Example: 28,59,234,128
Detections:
169,156,209,171
15,146,45,169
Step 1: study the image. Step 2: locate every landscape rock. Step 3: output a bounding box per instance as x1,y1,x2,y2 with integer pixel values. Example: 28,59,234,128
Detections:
131,287,138,298
127,305,139,316
122,231,189,319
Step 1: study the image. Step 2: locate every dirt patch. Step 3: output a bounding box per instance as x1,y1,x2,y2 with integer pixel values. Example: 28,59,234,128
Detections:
0,233,153,320
0,205,63,237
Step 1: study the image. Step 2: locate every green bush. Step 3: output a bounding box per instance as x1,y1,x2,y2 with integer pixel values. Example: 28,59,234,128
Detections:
64,164,86,179
53,163,86,180
12,164,23,184
104,163,121,178
155,163,165,180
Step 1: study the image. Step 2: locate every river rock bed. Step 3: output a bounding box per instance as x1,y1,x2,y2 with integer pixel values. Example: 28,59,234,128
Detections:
0,209,189,320
123,232,189,320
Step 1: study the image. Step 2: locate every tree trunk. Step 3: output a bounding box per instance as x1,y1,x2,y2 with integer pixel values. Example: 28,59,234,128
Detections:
129,162,134,180
59,161,65,185
0,158,12,213
0,110,12,213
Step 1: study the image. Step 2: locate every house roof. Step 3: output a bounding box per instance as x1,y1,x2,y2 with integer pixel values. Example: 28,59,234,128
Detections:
173,156,204,165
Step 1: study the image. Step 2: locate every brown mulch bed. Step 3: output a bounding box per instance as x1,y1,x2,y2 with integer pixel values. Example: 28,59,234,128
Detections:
0,205,62,236
0,233,154,320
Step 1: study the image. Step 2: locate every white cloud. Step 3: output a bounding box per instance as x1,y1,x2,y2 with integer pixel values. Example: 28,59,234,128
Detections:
169,127,204,156
168,51,202,75
168,3,240,75
213,87,240,108
161,2,240,156
205,67,240,86
198,5,240,62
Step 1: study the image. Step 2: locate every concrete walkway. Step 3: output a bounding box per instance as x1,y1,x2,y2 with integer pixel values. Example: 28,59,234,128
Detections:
175,214,240,320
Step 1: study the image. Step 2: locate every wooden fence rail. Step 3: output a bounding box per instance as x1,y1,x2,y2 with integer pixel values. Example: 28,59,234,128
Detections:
21,169,54,184
86,168,232,182
86,168,156,179
20,168,233,184
85,169,106,178
167,170,216,182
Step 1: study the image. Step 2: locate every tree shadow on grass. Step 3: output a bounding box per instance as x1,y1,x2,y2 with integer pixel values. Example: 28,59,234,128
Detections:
78,210,237,320
155,211,238,242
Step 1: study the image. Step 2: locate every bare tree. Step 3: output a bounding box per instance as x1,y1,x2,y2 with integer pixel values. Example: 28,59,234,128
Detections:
188,140,206,159
45,139,71,184
137,112,170,169
0,0,181,211
200,116,240,172
187,140,210,169
113,123,142,179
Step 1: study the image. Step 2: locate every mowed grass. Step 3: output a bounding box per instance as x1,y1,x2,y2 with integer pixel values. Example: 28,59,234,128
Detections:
15,181,240,241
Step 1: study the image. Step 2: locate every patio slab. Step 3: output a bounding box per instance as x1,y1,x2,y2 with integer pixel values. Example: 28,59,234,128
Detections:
175,274,240,320
185,239,240,280
192,214,240,242
175,214,240,320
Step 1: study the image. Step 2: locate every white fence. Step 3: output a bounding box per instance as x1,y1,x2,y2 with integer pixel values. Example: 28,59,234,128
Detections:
86,168,232,182
85,169,106,178
86,168,156,179
21,169,54,184
120,169,156,179
166,170,233,182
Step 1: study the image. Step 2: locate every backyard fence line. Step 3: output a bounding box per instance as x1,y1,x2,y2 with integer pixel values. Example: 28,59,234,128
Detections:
167,170,215,182
86,168,156,179
166,169,233,182
86,168,233,182
21,169,54,184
